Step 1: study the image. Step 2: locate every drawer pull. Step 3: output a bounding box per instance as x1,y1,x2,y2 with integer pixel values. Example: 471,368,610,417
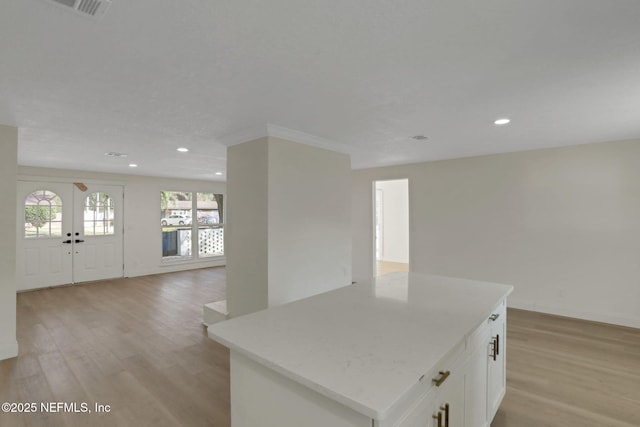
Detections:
439,403,450,427
490,337,498,361
432,370,450,387
432,411,443,427
489,313,500,321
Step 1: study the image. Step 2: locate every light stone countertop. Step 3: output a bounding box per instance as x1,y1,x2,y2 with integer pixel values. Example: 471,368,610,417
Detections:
208,272,513,420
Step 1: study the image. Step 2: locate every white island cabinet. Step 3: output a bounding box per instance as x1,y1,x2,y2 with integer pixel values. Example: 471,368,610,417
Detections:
209,273,513,427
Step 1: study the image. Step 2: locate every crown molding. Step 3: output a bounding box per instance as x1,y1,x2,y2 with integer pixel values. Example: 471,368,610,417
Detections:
216,123,351,155
266,124,350,154
216,124,270,147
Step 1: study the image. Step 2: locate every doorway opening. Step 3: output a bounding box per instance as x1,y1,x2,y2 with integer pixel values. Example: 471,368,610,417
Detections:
374,179,409,277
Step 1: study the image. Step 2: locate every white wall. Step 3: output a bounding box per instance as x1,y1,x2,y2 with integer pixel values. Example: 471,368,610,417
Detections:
353,140,640,328
226,137,352,317
226,138,270,317
267,137,352,307
375,179,409,264
18,166,226,278
0,125,18,361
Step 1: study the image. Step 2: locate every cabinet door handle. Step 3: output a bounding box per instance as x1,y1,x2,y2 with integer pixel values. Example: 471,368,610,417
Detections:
432,370,450,387
439,403,450,427
489,313,500,321
495,334,500,356
432,411,443,427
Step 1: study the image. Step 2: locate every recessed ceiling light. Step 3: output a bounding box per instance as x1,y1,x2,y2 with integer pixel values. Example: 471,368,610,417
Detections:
105,152,128,157
177,147,189,152
493,118,511,125
215,172,223,176
411,135,428,141
129,164,138,168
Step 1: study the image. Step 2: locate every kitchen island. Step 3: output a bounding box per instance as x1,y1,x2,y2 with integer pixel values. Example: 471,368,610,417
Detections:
208,272,513,427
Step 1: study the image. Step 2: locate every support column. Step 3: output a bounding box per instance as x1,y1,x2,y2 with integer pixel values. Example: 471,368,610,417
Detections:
0,125,18,360
226,136,352,317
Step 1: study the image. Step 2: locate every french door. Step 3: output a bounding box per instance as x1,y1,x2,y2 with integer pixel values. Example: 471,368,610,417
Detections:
16,181,124,291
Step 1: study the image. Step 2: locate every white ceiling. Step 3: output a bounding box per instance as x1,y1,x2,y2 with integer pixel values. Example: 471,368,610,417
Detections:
1,0,640,181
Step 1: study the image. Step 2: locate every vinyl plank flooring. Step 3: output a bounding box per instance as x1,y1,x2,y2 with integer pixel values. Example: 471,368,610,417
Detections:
3,268,638,427
493,308,640,427
0,267,228,427
376,260,409,277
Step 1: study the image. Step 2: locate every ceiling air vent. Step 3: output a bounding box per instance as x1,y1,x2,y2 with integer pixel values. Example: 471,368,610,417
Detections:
47,0,112,19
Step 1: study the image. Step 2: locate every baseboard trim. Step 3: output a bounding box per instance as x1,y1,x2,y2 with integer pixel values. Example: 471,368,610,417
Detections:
0,340,18,361
127,258,226,278
508,298,640,329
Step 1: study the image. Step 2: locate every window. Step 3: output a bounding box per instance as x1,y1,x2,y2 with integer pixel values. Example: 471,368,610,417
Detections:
24,190,63,238
161,191,193,260
197,192,224,257
84,192,115,236
161,191,224,261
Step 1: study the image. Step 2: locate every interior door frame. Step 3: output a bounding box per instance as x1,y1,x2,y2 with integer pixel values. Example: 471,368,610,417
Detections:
372,178,411,278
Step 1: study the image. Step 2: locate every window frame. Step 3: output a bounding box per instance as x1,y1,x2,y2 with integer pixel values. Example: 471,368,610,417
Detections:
83,191,115,237
160,190,225,263
23,189,63,239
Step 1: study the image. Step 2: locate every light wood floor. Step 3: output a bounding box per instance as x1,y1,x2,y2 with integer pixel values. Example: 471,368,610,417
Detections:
376,260,409,277
493,309,640,427
1,269,639,427
0,267,230,427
